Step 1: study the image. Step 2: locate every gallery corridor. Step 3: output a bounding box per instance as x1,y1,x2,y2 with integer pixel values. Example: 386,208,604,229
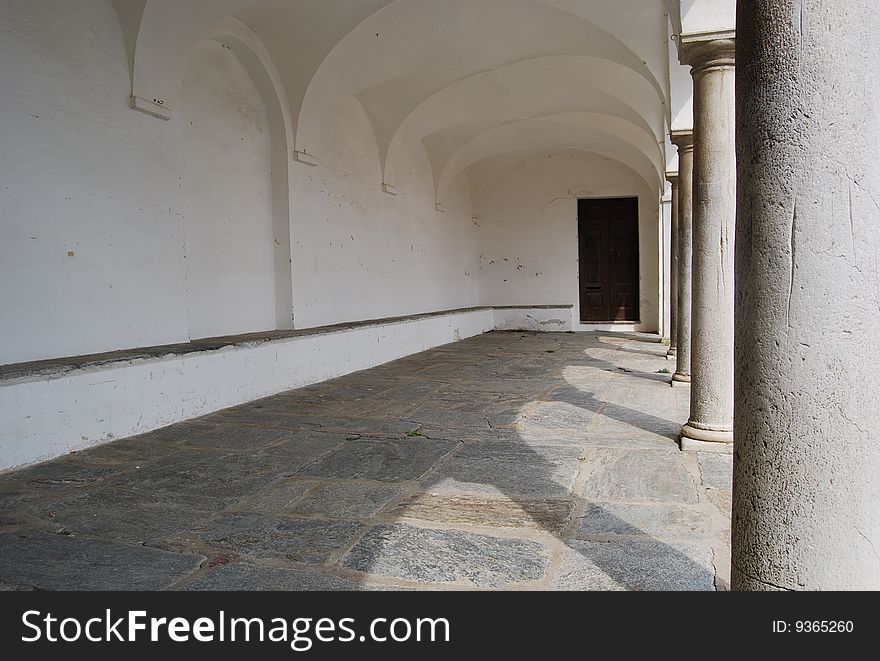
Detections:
0,333,731,591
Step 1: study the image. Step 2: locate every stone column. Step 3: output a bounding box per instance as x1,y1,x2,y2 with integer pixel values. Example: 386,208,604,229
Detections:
666,172,679,359
670,131,693,386
678,34,736,451
733,0,880,590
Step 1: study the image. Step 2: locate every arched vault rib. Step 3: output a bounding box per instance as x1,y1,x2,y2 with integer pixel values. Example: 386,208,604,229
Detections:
436,118,662,204
465,148,655,218
296,0,668,160
424,113,662,204
382,55,665,189
128,0,254,114
124,1,672,162
181,15,296,330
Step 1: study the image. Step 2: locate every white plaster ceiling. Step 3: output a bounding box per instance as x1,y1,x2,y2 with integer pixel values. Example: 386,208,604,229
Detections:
117,0,710,200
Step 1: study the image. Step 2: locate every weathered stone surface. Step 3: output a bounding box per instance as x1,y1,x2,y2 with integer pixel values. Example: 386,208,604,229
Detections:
30,485,225,543
197,514,362,564
4,459,120,490
0,488,46,513
672,131,694,383
225,414,428,440
416,426,523,444
119,435,341,502
115,450,286,502
590,401,681,440
517,400,597,430
300,438,456,482
0,332,729,591
183,563,363,591
680,35,736,450
67,429,188,465
391,493,574,532
0,532,203,590
343,398,423,419
292,481,402,519
515,424,674,450
343,523,550,587
236,479,316,515
205,408,322,430
444,378,557,396
406,404,491,429
554,539,715,591
580,450,699,503
249,435,344,473
576,503,713,540
706,488,732,520
698,452,732,489
424,443,581,498
180,424,292,451
381,380,448,402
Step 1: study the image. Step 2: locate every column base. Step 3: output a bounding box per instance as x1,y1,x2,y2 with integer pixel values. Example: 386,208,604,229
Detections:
666,347,677,360
670,373,690,388
680,423,733,453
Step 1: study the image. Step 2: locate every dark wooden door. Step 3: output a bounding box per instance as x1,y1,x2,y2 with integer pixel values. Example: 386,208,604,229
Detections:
578,198,640,322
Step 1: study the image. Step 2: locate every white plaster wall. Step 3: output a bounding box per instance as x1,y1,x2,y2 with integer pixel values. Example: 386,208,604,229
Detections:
668,19,694,132
289,71,480,329
0,0,481,364
179,40,277,339
471,151,661,332
679,0,736,34
493,307,573,332
0,0,188,364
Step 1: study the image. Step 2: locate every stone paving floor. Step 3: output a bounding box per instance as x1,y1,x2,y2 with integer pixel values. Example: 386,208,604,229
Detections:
0,332,732,591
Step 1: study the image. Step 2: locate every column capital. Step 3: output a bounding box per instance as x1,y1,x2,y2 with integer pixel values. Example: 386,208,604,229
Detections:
670,129,694,154
680,30,735,74
665,171,679,185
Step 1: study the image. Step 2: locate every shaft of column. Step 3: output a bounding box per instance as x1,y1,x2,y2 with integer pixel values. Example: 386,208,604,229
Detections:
671,131,693,386
733,0,880,590
667,172,679,359
679,35,736,450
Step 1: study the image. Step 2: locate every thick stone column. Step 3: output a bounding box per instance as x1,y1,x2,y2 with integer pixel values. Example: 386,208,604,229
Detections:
679,34,736,450
733,0,880,590
666,172,679,359
671,131,693,386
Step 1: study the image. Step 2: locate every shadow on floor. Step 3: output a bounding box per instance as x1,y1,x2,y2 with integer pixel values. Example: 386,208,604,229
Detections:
0,332,716,591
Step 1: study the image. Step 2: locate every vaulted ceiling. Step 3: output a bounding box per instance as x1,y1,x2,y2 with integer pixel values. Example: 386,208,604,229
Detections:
116,0,693,199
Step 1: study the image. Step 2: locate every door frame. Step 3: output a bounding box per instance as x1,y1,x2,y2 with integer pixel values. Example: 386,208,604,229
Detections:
576,196,641,324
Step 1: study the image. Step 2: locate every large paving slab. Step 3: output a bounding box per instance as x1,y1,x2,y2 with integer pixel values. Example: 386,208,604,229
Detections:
554,539,716,591
575,502,714,540
183,563,365,591
580,449,700,504
0,331,731,591
192,513,363,564
178,424,293,451
28,484,227,544
115,436,343,503
299,438,457,482
390,493,574,532
342,523,551,588
698,452,733,490
232,475,403,520
0,532,204,591
423,442,582,498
